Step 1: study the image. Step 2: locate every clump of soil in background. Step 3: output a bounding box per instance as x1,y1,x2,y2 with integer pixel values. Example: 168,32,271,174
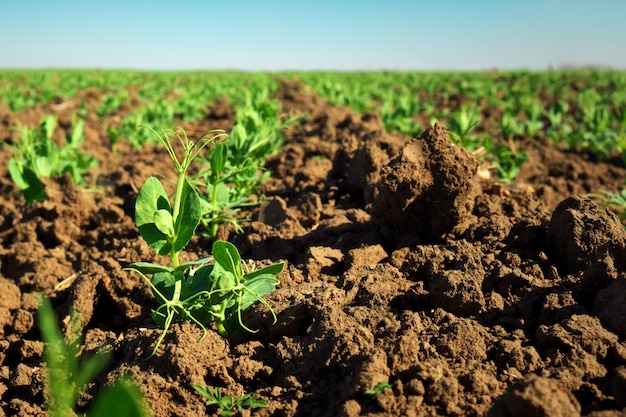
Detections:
372,123,479,246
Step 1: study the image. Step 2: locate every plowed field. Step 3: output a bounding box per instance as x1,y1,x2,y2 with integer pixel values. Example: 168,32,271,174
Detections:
1,77,626,417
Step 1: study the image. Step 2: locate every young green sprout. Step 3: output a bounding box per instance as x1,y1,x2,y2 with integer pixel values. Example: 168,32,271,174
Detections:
193,385,268,416
125,127,283,356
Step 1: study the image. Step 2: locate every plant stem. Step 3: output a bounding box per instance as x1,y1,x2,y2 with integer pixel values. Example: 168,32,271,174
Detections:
209,181,219,238
214,320,228,337
170,170,186,269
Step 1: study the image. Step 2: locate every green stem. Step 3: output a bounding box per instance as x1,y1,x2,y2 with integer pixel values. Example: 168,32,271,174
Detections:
214,320,228,337
172,170,186,226
170,170,186,268
170,246,179,269
172,278,182,301
209,181,219,238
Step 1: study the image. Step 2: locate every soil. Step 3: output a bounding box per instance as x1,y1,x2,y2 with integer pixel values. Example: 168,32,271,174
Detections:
1,78,626,417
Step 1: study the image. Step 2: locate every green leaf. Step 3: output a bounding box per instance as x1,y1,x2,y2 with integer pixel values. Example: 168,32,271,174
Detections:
8,159,28,189
193,385,221,406
34,155,53,178
88,377,150,417
67,119,85,148
172,179,201,253
38,296,110,417
212,240,242,278
244,262,284,281
135,177,172,255
41,115,56,140
21,167,48,204
154,209,175,237
365,381,392,396
237,394,268,410
179,256,213,269
184,263,215,296
125,262,174,275
239,274,279,311
151,271,177,304
209,142,228,177
206,183,231,209
229,124,247,151
216,270,237,292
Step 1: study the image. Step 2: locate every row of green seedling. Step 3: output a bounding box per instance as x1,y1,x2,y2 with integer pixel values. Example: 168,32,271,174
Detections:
7,114,98,204
292,71,626,180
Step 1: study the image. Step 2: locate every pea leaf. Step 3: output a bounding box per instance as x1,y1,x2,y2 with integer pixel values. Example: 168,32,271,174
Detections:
172,179,201,253
239,274,279,311
151,271,177,305
212,240,243,279
209,142,228,181
88,377,149,417
244,262,284,281
8,159,28,189
125,262,174,275
20,167,48,204
135,177,172,255
154,209,175,237
184,263,215,296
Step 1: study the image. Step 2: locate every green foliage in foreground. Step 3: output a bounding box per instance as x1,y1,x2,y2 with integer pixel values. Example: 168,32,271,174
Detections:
38,296,149,417
7,115,98,203
193,385,268,416
125,128,283,356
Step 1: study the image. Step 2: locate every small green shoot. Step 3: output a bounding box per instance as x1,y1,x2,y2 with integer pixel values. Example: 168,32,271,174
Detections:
87,377,150,417
39,296,108,417
193,385,268,416
364,381,393,397
590,188,626,224
38,296,148,417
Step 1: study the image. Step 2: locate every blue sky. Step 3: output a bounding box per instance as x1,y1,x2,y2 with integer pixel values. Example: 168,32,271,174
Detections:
1,0,625,71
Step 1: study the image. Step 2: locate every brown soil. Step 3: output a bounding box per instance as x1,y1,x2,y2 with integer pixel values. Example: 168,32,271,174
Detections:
1,79,626,417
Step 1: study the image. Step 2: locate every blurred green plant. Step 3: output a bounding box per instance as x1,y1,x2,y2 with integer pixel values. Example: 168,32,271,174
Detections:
7,115,98,203
195,90,299,238
38,296,149,417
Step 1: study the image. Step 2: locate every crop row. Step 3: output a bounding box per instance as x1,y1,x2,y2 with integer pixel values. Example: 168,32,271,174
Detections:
3,70,626,182
4,69,626,218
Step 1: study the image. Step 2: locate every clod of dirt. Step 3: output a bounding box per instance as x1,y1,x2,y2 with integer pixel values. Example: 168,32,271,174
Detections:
547,196,626,274
594,276,626,337
429,269,485,315
487,375,581,417
371,124,479,245
612,366,626,406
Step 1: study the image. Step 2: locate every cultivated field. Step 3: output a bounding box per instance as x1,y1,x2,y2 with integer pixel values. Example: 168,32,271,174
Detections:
1,70,626,416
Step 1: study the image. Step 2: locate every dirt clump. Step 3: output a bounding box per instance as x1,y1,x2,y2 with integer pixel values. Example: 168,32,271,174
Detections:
547,196,626,274
372,124,479,246
488,375,582,417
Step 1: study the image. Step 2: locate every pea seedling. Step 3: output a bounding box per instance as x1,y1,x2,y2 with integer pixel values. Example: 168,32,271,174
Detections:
364,381,392,397
125,127,283,356
193,385,268,416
